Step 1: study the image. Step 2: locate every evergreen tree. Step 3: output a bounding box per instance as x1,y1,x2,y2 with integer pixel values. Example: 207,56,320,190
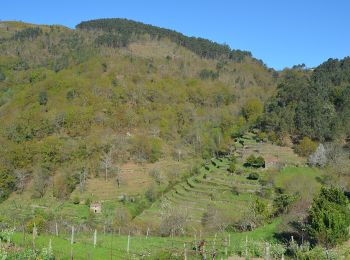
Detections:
307,187,350,248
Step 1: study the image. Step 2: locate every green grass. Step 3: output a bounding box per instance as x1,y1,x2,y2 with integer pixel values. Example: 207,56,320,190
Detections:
273,166,323,199
229,218,281,242
11,232,188,259
10,218,281,259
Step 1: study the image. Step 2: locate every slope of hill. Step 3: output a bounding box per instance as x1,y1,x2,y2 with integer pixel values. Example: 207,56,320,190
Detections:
0,20,277,204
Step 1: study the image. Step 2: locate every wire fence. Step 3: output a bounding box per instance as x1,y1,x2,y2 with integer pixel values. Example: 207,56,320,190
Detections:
3,226,287,259
8,230,240,259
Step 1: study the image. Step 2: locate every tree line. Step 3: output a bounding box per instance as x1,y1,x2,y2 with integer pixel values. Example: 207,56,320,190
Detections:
76,18,253,62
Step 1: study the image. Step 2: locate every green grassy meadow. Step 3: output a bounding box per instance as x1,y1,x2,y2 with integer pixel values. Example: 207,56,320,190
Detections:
9,218,281,259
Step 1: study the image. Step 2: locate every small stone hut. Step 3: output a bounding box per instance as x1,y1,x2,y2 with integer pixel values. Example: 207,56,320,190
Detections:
90,202,102,213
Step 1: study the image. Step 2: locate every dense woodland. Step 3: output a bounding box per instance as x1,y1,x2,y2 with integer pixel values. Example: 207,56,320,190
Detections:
262,58,350,141
0,19,349,259
77,18,256,63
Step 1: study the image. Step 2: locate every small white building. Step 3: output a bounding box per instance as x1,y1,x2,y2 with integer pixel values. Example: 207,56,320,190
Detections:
90,202,102,214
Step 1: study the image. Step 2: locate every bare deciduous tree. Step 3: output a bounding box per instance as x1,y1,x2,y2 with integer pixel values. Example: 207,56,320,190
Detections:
201,205,227,232
308,144,327,167
100,150,113,182
79,167,88,193
14,168,30,194
159,199,189,236
149,168,162,185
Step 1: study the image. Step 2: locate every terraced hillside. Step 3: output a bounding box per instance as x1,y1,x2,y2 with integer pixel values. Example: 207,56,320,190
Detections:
133,131,319,234
135,135,306,231
138,158,262,225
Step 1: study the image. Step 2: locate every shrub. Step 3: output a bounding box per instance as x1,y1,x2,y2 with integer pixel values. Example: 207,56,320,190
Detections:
0,167,15,202
199,69,219,80
145,185,157,202
273,194,298,215
85,197,91,206
230,155,237,163
228,162,236,173
38,91,48,106
295,137,317,157
25,216,46,234
255,156,265,167
72,196,80,204
267,131,282,145
256,131,268,142
247,172,259,180
231,186,239,195
242,98,263,123
66,89,77,101
149,138,162,162
235,168,244,175
130,136,162,163
0,229,14,243
245,155,265,168
307,186,350,247
53,172,79,199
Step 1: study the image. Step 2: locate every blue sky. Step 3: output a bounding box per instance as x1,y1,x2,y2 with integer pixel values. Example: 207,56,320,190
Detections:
1,0,349,69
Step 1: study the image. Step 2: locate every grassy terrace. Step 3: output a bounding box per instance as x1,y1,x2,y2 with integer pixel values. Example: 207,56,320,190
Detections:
136,154,266,228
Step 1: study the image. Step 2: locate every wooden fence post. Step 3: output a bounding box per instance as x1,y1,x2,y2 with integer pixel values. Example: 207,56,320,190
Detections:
265,242,270,260
49,238,52,256
212,233,217,251
127,232,130,254
55,222,58,236
71,226,75,245
70,226,75,260
184,243,187,260
93,229,97,248
32,223,37,249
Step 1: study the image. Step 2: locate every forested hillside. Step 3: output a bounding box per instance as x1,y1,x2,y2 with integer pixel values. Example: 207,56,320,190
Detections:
262,58,350,141
0,20,276,202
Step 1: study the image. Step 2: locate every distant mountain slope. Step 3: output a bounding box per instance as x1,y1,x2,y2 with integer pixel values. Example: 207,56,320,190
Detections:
76,18,259,63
